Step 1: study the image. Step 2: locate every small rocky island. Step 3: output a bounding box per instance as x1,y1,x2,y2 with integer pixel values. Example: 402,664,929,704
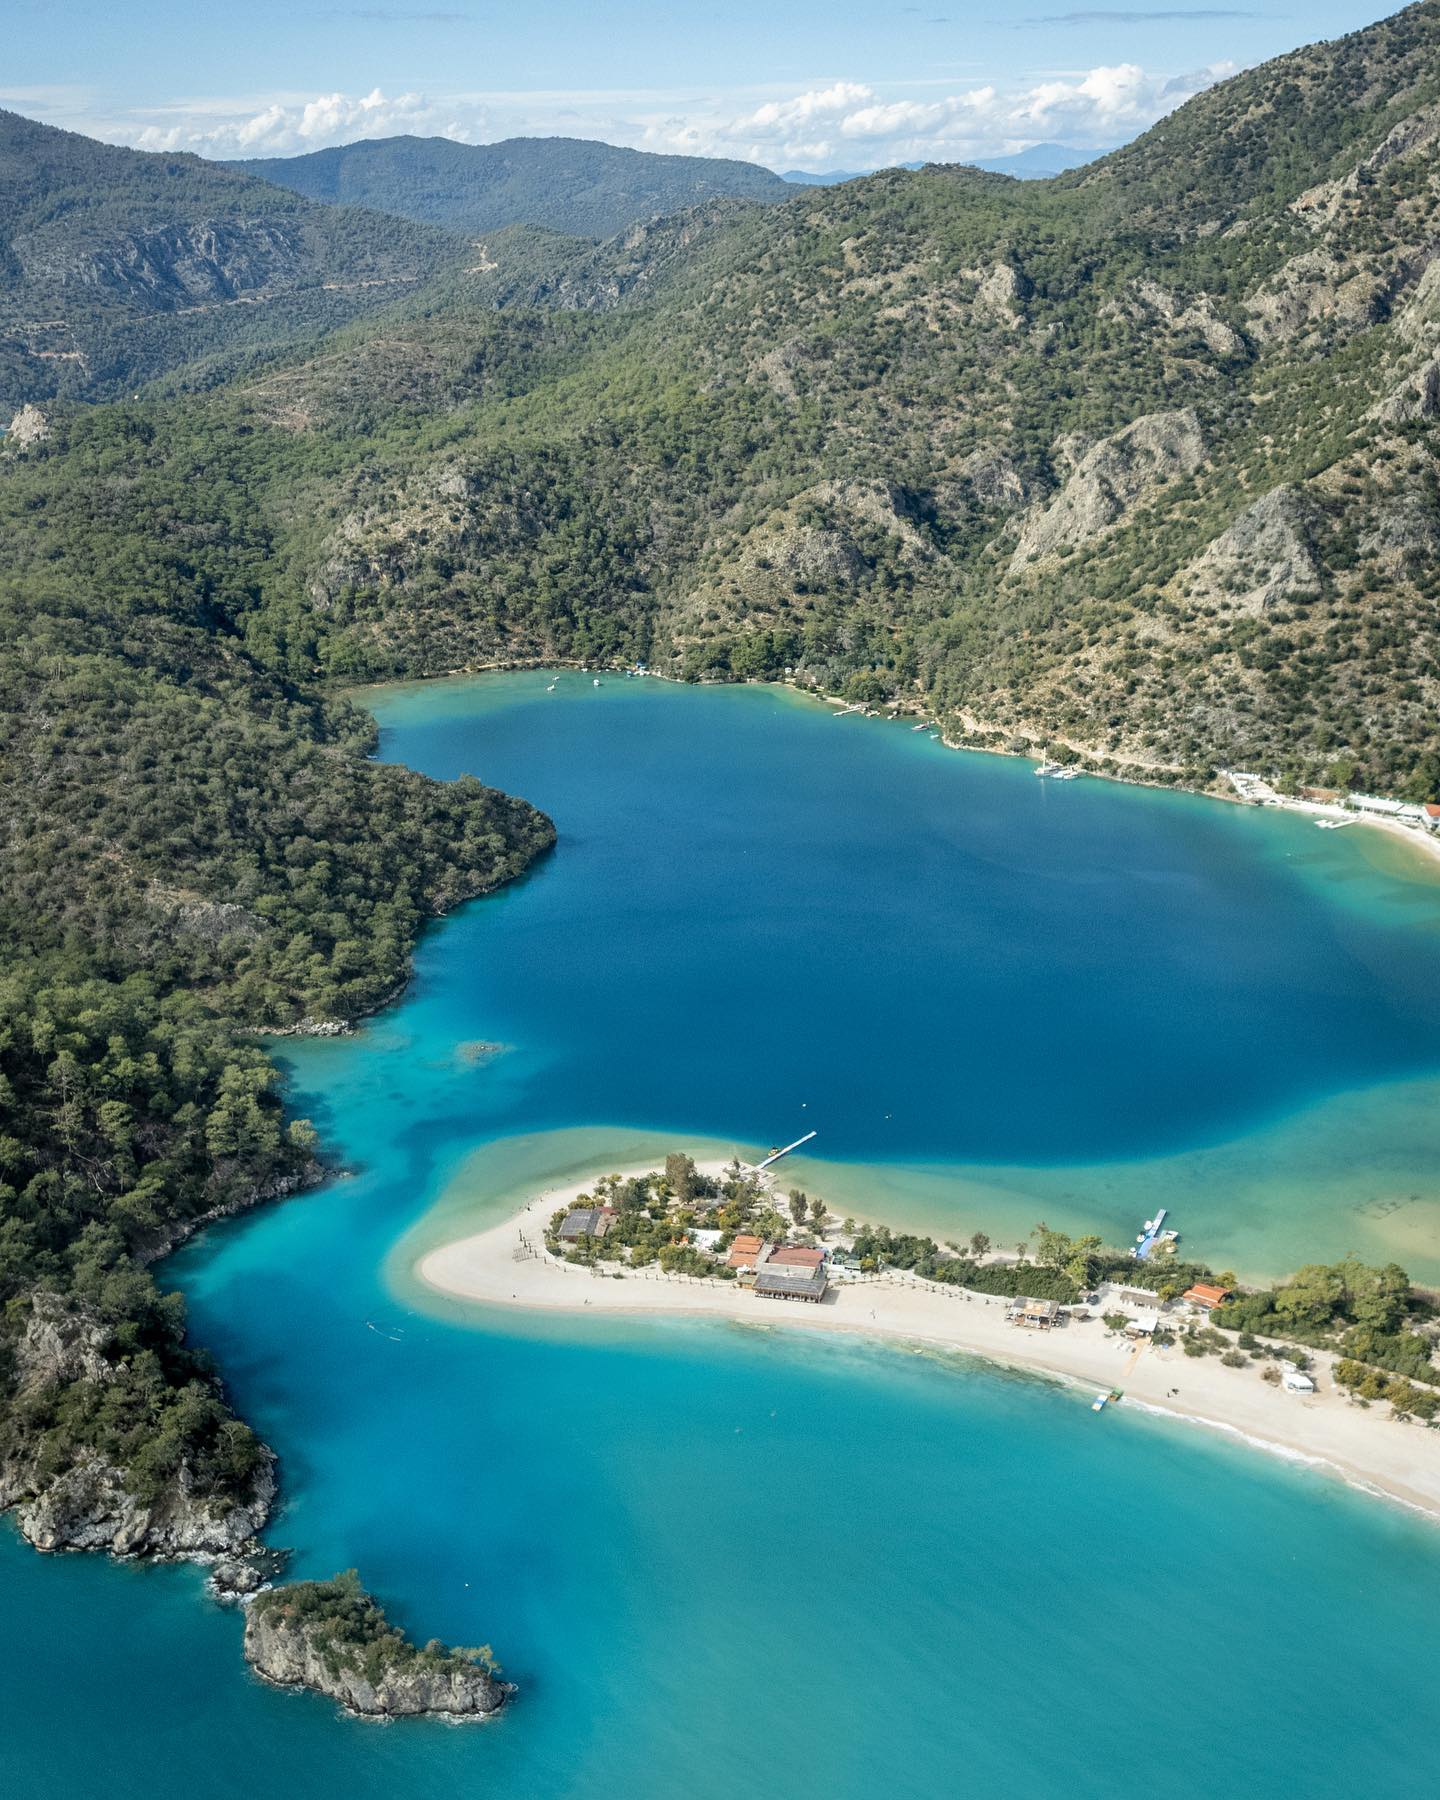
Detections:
243,1571,511,1720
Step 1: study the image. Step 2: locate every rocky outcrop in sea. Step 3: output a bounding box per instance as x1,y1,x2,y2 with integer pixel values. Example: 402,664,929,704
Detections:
243,1574,511,1719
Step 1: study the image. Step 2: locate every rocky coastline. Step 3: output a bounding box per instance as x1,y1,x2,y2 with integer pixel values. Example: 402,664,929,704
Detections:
243,1572,511,1720
0,1289,276,1558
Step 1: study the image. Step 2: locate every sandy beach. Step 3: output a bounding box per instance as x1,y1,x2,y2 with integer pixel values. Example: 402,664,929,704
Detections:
417,1164,1440,1523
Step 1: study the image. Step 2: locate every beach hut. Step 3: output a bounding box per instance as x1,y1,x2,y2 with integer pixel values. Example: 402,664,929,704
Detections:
1281,1363,1316,1393
1124,1309,1160,1337
1007,1299,1060,1330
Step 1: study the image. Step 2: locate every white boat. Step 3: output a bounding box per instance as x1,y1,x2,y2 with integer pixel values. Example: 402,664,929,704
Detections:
1316,818,1354,829
593,678,601,687
912,723,927,732
1035,760,1079,780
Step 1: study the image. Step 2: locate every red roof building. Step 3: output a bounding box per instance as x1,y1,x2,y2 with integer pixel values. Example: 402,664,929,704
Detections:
1183,1283,1233,1310
726,1235,766,1269
768,1246,825,1270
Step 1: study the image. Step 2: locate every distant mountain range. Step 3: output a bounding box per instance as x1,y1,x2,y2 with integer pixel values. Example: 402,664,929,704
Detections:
0,107,467,407
0,108,1110,409
782,143,1104,184
5,3,1440,797
228,135,791,241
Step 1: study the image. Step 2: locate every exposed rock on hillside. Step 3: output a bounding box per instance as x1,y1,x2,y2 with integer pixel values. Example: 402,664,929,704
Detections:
1359,490,1440,563
244,1572,510,1719
3,1452,275,1557
1178,488,1322,613
15,219,307,306
1370,352,1440,420
808,478,934,556
950,446,1038,513
1010,410,1205,568
964,260,1029,325
1127,279,1247,358
6,403,49,448
1245,249,1393,343
1396,260,1440,340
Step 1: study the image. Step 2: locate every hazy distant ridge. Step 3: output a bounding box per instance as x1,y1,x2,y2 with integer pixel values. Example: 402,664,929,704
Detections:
229,135,791,240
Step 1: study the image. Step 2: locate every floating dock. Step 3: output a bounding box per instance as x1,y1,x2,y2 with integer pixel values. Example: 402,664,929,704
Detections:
756,1130,818,1171
1130,1207,1168,1260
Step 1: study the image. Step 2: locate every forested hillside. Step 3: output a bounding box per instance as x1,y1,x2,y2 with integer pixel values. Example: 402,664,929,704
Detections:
4,0,1440,1577
19,1,1433,796
0,396,553,1552
231,134,790,240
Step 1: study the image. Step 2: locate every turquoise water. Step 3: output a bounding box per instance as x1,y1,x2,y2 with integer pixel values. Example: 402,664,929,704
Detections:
8,672,1440,1797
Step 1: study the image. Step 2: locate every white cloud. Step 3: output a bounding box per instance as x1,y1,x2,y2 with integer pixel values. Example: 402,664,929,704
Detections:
23,60,1237,171
637,61,1234,168
130,86,481,155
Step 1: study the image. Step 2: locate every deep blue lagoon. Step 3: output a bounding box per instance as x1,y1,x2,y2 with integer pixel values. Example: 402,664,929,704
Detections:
7,672,1440,1799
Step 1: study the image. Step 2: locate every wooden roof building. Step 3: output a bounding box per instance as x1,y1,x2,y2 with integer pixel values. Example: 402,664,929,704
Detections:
558,1206,616,1243
754,1264,828,1304
1007,1298,1060,1329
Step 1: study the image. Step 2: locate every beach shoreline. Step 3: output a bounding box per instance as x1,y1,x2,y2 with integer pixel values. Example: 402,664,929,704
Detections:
416,1164,1440,1524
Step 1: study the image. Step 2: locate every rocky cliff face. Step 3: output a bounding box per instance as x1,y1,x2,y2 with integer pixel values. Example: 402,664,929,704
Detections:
6,403,50,448
1010,409,1206,568
1176,487,1323,615
0,1291,274,1557
14,219,309,308
1,1451,275,1557
243,1584,510,1719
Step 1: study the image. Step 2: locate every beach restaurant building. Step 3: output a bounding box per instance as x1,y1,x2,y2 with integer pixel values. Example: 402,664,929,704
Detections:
557,1206,617,1245
754,1263,829,1303
1183,1283,1232,1311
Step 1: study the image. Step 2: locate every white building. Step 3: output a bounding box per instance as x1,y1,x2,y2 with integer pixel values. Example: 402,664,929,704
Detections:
1349,794,1429,823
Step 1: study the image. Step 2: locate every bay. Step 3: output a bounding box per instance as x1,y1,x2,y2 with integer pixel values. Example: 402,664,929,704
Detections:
8,671,1440,1800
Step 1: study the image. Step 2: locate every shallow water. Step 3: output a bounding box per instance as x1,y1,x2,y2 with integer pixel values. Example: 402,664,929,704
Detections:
9,672,1440,1799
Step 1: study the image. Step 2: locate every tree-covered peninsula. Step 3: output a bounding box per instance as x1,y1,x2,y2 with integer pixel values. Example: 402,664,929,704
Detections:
0,393,553,1589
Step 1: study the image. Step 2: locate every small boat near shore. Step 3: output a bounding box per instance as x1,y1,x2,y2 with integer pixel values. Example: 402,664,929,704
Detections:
1035,760,1079,780
1092,1388,1123,1413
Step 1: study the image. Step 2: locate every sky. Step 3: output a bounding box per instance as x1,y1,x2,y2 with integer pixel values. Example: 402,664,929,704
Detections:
2,2,1401,172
